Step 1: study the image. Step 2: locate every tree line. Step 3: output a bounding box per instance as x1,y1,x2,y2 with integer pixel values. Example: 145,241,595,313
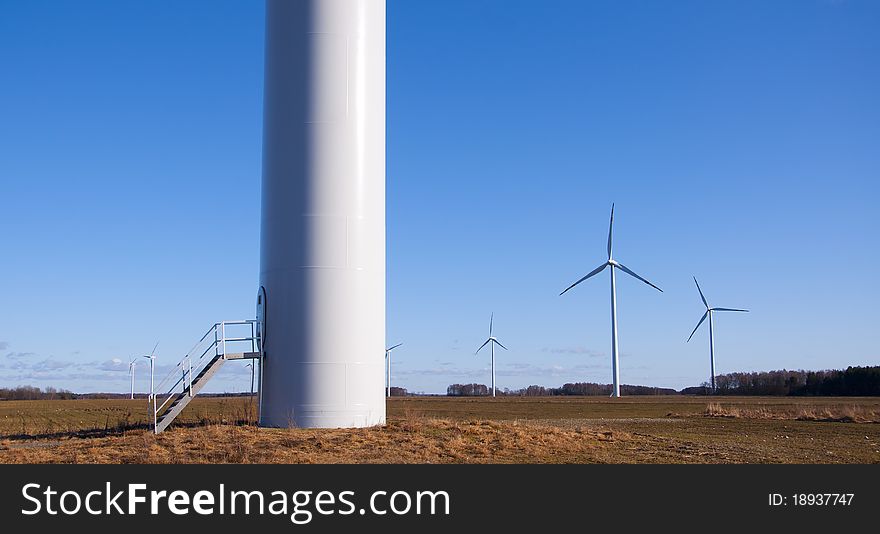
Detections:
449,367,880,397
0,386,141,400
447,382,678,396
0,386,77,400
6,366,878,399
446,383,491,396
707,366,880,396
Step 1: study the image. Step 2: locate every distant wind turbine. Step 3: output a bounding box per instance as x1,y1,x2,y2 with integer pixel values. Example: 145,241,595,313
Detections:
142,342,158,413
475,313,507,397
128,358,137,400
385,343,402,398
245,362,255,397
687,277,748,391
560,203,662,398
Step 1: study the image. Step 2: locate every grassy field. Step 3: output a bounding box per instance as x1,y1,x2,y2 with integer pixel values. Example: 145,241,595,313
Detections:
1,396,878,463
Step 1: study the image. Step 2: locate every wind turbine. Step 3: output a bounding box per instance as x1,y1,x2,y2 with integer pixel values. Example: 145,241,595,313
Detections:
245,362,255,397
687,277,748,391
475,313,507,397
385,343,402,398
142,342,158,424
128,358,137,400
560,203,662,398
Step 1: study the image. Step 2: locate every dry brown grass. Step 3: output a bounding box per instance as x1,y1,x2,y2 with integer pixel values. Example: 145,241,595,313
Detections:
0,417,629,464
2,397,879,464
704,402,880,423
0,397,258,439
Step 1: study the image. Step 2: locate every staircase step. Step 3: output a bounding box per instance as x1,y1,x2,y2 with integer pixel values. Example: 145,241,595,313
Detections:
153,354,227,433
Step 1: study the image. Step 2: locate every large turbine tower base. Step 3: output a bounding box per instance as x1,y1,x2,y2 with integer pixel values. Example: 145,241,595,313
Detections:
259,0,387,428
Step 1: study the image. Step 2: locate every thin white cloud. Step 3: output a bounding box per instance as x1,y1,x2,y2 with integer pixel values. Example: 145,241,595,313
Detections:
97,359,126,371
396,361,605,380
396,367,474,377
541,346,604,358
4,351,35,360
497,362,605,378
0,351,160,388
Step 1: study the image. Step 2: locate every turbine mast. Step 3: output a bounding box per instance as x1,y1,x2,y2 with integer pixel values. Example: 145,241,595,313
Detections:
386,349,391,398
491,340,496,397
129,361,135,400
709,310,716,391
610,264,620,398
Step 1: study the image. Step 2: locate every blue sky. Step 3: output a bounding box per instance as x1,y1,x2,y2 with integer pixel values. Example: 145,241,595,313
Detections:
1,0,878,394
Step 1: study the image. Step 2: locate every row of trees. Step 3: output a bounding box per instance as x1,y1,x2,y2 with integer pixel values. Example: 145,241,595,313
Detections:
7,367,878,399
447,382,678,396
449,368,880,397
554,383,678,396
711,366,880,396
0,386,77,400
446,384,491,396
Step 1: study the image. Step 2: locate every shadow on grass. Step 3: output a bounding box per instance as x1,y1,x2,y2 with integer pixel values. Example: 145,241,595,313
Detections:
0,418,260,443
1,399,262,442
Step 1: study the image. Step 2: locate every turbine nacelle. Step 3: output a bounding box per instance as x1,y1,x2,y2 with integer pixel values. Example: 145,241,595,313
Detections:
476,336,508,354
142,342,159,361
560,206,662,296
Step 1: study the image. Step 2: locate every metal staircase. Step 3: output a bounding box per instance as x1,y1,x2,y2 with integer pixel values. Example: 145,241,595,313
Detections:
149,320,261,434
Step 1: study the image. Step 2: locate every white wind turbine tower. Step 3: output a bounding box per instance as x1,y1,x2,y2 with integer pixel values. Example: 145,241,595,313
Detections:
128,358,137,400
142,342,158,422
385,343,402,398
475,313,507,397
245,363,255,397
687,277,748,391
560,204,662,398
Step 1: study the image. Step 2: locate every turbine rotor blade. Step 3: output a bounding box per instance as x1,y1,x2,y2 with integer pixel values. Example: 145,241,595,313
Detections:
386,343,403,351
607,203,614,260
560,262,608,295
493,339,508,350
489,313,493,336
712,307,749,313
475,338,491,354
616,262,663,292
687,311,709,342
694,277,708,308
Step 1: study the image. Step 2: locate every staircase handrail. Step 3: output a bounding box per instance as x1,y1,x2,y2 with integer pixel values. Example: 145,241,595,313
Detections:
150,320,260,429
